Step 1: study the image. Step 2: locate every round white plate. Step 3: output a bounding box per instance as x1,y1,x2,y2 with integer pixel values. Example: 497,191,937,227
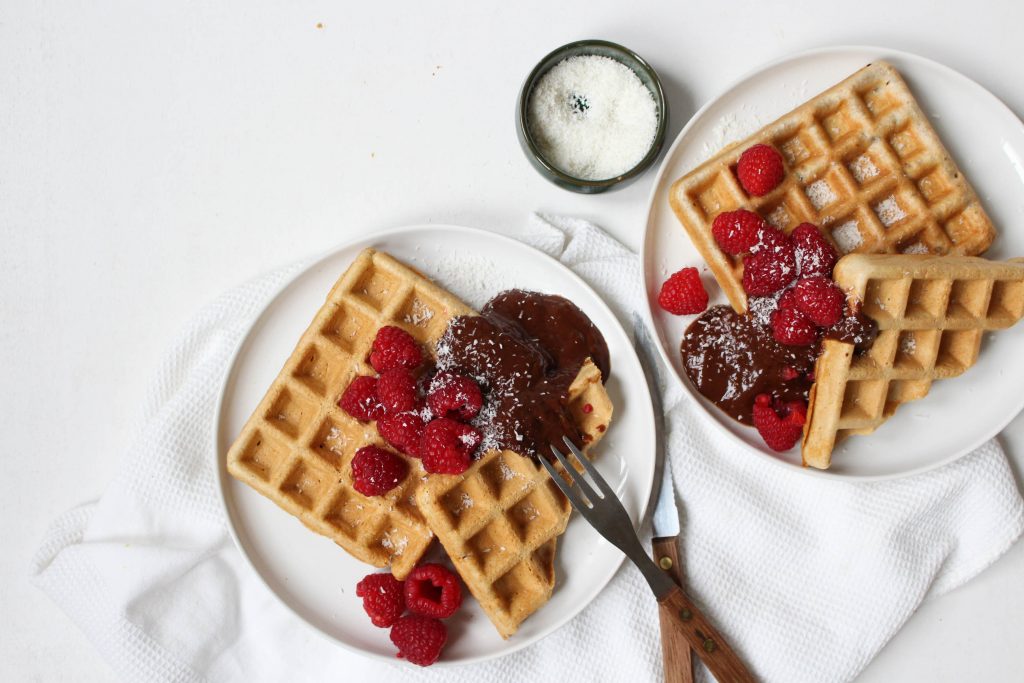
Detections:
214,225,655,665
642,46,1024,479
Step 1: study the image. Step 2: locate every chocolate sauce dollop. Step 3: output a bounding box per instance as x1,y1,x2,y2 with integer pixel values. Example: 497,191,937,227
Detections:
680,305,817,424
437,290,609,460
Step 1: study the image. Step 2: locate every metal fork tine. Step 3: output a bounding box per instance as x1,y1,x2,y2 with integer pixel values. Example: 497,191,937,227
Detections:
561,435,615,499
538,453,589,510
549,442,600,504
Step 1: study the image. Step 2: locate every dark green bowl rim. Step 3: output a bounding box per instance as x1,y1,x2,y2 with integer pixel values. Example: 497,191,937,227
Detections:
517,39,668,189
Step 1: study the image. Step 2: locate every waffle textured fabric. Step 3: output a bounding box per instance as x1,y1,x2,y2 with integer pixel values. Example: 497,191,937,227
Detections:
31,215,1024,683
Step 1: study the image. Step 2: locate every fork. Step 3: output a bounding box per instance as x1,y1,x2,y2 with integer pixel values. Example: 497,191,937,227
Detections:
542,436,756,683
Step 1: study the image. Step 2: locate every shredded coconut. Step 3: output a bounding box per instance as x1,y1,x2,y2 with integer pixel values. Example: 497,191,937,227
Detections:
767,205,790,230
873,196,907,227
403,298,434,326
900,334,917,355
527,55,658,180
699,106,763,162
806,179,836,210
850,154,879,183
832,220,863,253
902,243,929,255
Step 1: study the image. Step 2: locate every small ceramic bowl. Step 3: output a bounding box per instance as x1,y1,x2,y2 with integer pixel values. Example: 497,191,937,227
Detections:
516,39,668,194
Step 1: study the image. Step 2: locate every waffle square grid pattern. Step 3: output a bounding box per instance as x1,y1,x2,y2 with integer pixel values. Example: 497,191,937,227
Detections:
226,249,474,578
416,360,612,638
803,255,1024,468
669,61,996,313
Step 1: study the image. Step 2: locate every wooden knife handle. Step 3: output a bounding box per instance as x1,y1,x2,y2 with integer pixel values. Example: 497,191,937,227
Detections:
658,585,756,683
653,536,693,683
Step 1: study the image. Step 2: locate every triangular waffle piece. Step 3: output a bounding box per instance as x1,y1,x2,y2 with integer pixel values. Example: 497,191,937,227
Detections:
803,254,1024,469
227,248,474,578
669,61,995,314
416,359,612,638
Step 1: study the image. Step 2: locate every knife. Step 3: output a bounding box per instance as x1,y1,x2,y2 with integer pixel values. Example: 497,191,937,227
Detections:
633,314,694,683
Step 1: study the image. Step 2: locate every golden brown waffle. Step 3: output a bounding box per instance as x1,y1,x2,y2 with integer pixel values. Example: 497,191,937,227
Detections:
226,248,473,578
669,61,996,314
803,254,1024,469
415,359,613,638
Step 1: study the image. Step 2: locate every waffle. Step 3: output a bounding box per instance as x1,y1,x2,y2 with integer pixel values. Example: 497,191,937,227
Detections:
416,359,612,638
669,61,996,314
226,248,474,578
803,254,1024,469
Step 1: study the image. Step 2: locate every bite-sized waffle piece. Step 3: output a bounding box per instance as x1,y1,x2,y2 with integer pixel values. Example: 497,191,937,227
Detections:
669,61,996,313
803,254,1024,469
416,359,613,638
226,248,473,578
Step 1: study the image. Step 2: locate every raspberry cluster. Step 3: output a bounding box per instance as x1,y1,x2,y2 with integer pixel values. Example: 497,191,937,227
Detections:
355,563,465,666
339,326,487,492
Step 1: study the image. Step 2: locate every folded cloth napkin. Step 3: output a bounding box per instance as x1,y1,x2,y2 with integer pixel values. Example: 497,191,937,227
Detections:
32,215,1024,683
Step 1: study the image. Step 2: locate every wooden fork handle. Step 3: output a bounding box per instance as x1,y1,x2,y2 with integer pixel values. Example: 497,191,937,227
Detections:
653,536,693,683
657,585,756,683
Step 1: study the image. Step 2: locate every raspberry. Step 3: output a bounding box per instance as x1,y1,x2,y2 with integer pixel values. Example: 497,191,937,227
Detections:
792,276,845,327
351,446,408,496
777,287,800,311
711,209,765,255
355,572,405,628
770,306,818,346
369,326,423,373
736,144,785,196
741,234,796,296
420,417,481,475
404,563,463,618
390,615,447,666
376,369,420,414
752,394,807,452
792,223,838,277
339,375,384,421
657,267,708,315
427,372,483,422
377,411,426,457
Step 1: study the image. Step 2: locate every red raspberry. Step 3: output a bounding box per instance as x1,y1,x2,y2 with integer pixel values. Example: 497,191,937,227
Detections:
427,372,483,422
657,267,708,315
792,276,845,327
351,446,408,496
742,234,796,296
736,144,785,196
390,615,447,666
711,209,766,255
355,572,405,628
792,223,839,277
339,375,384,422
404,563,463,619
376,369,420,414
770,306,818,346
369,326,423,373
377,411,426,457
777,287,800,311
419,418,481,475
752,394,807,452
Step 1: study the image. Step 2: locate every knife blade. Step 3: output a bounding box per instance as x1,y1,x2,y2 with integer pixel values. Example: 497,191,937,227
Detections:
632,314,692,683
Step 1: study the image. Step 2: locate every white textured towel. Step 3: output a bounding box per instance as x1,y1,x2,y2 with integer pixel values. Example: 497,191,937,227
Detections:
32,215,1024,683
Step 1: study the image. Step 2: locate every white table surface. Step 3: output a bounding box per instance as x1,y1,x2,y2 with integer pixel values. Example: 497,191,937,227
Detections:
2,1,1022,680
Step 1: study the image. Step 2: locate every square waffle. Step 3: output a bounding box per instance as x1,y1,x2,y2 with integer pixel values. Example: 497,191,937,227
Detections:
226,248,474,578
415,359,613,638
669,61,996,314
803,254,1024,469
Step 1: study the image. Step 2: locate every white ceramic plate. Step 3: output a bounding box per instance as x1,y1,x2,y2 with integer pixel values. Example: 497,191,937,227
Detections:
642,46,1024,479
214,225,655,666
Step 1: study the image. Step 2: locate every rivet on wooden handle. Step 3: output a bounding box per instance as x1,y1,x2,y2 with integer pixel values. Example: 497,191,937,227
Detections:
653,536,693,683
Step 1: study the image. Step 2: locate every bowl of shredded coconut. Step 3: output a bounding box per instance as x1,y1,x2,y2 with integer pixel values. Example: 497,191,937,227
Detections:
517,39,667,193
